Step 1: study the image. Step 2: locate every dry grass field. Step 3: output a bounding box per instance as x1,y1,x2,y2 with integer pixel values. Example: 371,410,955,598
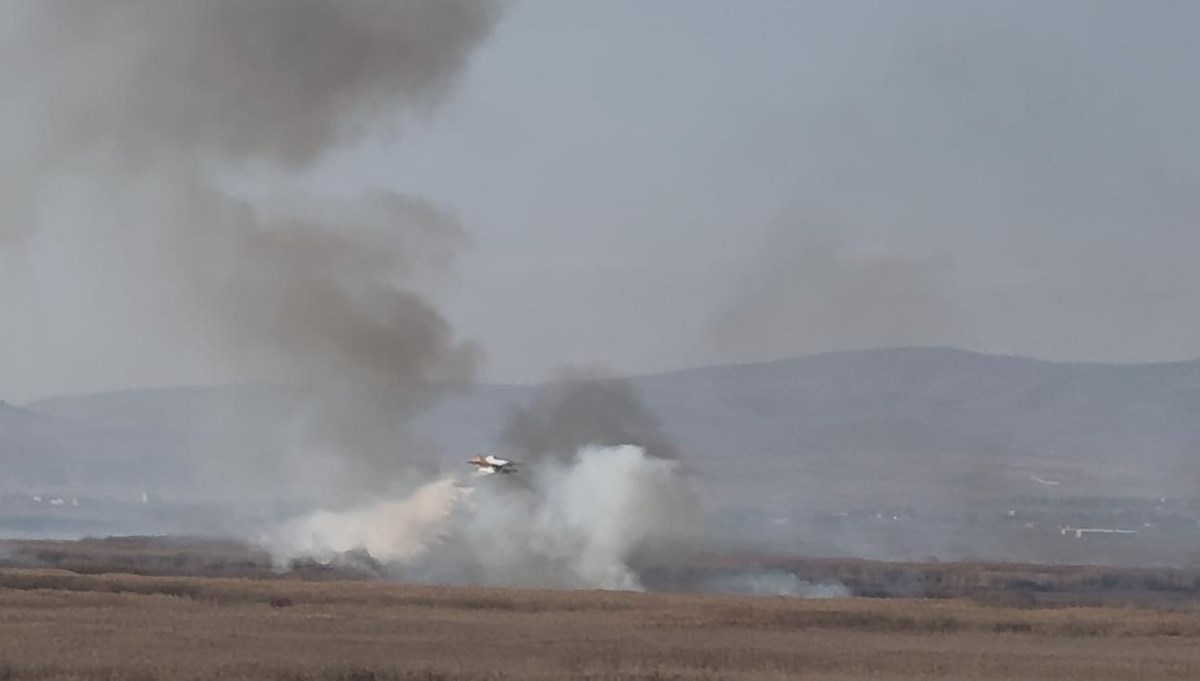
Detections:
2,564,1200,680
10,537,1200,609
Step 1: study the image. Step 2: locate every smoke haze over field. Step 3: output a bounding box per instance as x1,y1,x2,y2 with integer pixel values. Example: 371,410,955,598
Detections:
267,445,703,591
0,2,720,591
4,1,1200,398
4,1,1200,590
267,369,704,590
0,0,499,501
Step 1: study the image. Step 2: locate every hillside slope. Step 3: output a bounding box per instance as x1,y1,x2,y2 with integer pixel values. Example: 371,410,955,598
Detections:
17,348,1200,509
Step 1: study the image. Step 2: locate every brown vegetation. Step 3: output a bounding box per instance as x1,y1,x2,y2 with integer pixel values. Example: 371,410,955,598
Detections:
2,564,1200,680
0,536,275,578
644,552,1200,608
9,537,1200,610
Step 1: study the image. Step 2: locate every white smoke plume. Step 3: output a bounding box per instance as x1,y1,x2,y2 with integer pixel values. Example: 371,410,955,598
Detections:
269,477,467,565
700,570,851,599
264,445,703,591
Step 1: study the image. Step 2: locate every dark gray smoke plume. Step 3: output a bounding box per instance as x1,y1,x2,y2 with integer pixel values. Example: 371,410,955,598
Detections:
0,1,501,502
8,0,498,168
500,367,680,463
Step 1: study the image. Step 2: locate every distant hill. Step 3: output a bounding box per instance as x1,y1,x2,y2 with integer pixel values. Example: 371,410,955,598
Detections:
15,348,1200,511
633,348,1200,508
0,399,179,497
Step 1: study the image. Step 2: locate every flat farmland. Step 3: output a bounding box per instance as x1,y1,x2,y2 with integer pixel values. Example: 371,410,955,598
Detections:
2,567,1199,680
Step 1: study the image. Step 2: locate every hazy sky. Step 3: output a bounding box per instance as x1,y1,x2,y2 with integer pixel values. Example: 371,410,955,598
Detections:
3,0,1200,401
326,0,1200,381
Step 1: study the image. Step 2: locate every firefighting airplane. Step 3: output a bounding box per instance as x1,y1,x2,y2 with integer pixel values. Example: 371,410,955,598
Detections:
468,453,518,476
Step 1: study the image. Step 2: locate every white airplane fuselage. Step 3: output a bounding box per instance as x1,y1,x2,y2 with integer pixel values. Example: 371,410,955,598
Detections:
469,454,517,475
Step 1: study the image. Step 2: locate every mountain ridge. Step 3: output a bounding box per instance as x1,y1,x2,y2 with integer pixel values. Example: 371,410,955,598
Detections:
25,345,1200,410
8,347,1200,509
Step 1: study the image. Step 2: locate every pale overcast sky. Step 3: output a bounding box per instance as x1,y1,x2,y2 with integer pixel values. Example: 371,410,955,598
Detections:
3,1,1200,400
321,0,1200,382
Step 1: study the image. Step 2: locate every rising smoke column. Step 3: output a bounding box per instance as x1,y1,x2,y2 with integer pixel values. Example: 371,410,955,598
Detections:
500,367,680,463
0,1,501,502
0,2,709,590
446,444,700,590
491,368,703,580
3,1,499,168
267,444,703,591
